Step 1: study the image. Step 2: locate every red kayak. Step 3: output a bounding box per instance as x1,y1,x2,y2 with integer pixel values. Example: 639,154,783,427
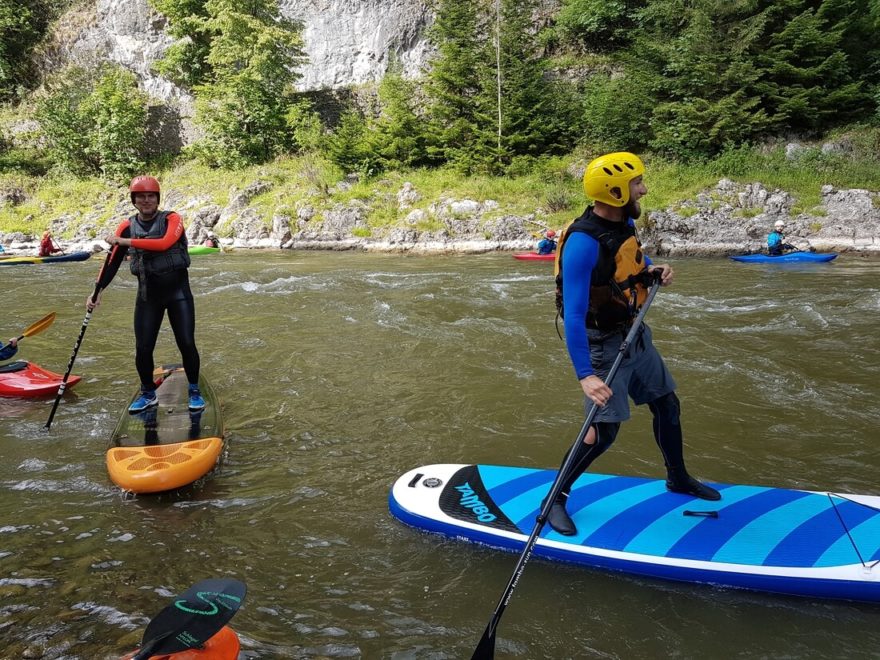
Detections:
0,361,81,398
513,252,555,261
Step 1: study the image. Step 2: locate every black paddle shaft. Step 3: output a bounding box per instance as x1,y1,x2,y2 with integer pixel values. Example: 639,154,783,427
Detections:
44,249,115,430
43,286,98,430
471,276,662,660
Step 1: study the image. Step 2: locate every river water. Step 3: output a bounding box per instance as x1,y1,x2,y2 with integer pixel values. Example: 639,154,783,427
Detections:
0,251,878,659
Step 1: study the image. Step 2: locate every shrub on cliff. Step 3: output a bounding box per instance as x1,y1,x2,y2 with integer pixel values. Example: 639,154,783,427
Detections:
152,0,308,168
35,65,147,180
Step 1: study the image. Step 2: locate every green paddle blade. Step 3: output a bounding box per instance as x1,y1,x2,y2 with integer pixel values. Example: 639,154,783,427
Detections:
134,578,246,659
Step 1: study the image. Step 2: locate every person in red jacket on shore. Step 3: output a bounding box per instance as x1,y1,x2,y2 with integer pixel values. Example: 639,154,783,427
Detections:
86,175,205,413
38,231,62,257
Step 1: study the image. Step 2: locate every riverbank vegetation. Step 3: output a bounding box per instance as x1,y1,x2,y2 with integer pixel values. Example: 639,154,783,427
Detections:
1,0,879,237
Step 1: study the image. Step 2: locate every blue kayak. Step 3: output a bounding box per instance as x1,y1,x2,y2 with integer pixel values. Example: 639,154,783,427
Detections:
0,251,92,265
730,251,837,263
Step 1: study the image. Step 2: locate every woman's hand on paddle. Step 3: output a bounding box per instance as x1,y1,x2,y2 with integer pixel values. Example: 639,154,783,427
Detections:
106,235,131,248
86,291,102,312
7,337,17,348
581,375,612,407
649,263,674,286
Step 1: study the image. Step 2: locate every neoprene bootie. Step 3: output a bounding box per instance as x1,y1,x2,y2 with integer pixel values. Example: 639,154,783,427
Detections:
666,473,721,501
543,495,577,536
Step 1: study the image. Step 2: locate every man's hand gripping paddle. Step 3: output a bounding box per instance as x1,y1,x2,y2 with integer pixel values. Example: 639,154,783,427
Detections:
470,274,663,660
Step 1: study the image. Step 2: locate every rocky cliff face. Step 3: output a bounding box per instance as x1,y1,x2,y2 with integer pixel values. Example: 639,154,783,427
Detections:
43,0,432,124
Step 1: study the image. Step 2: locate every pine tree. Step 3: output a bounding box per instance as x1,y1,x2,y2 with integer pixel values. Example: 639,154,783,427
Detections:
423,0,486,170
753,0,873,132
635,0,771,158
481,0,579,171
373,59,429,170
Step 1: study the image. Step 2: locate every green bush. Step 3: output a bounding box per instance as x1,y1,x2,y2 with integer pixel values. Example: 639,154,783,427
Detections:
153,0,306,168
555,0,634,50
35,65,147,180
581,74,654,151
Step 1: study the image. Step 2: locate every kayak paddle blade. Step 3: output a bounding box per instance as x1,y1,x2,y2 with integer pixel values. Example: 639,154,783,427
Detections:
135,578,246,659
19,312,56,340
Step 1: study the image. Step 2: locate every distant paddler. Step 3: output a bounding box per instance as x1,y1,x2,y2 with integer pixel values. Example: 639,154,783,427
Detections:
86,175,206,413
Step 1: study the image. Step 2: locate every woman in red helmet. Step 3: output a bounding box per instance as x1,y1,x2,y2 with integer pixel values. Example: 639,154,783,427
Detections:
86,176,204,413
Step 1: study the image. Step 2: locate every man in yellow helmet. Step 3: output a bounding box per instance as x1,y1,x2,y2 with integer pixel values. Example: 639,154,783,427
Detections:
548,152,719,536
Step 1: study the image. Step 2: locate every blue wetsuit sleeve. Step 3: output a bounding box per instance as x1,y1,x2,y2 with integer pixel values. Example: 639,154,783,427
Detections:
562,232,600,380
0,342,17,361
768,232,781,248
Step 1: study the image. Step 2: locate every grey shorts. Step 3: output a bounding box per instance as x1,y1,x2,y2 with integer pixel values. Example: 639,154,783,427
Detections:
586,324,677,423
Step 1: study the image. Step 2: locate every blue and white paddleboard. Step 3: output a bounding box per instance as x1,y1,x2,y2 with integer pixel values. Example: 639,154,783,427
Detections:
389,464,880,603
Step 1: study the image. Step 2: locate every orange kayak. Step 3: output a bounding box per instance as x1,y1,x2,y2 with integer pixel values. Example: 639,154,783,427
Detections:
121,625,240,659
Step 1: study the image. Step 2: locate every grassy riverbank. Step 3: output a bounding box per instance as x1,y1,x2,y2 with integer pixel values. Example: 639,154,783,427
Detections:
1,126,879,239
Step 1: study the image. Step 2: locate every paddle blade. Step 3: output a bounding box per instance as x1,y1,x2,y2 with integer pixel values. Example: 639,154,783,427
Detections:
471,628,496,660
135,578,246,658
20,312,56,339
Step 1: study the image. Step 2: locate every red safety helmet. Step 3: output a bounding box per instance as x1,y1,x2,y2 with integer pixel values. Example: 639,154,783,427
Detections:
129,176,160,205
546,230,557,238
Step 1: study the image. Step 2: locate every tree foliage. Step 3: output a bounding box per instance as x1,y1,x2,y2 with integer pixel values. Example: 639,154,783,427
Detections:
19,0,880,177
559,0,880,159
0,0,67,100
372,60,430,170
152,0,307,167
35,65,148,180
555,0,642,50
420,0,579,174
483,0,580,171
422,0,485,169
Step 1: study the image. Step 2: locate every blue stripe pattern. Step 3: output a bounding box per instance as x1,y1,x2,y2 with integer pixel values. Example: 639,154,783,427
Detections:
477,466,880,568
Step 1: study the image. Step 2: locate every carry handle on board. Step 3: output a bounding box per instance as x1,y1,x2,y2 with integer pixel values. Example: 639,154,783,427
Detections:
470,274,663,660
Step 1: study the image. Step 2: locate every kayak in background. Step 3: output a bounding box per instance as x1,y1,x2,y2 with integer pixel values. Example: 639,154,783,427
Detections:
390,463,880,604
513,252,555,261
730,251,837,263
106,365,224,494
0,251,92,266
0,360,81,398
188,245,221,255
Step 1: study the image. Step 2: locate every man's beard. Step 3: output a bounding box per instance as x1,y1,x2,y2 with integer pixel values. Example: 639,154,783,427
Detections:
624,199,641,219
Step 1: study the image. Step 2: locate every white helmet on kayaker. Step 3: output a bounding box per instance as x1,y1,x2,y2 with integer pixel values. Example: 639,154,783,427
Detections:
774,220,785,229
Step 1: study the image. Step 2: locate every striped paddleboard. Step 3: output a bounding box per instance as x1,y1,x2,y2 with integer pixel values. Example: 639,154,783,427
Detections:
389,464,880,603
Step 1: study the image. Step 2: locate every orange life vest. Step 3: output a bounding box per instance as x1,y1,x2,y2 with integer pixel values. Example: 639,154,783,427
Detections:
554,207,652,331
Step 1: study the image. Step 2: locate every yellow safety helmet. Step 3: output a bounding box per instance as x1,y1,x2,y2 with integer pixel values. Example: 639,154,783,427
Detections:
583,152,645,207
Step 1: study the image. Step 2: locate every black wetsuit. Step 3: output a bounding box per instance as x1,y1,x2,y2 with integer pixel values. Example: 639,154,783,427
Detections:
97,212,199,390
